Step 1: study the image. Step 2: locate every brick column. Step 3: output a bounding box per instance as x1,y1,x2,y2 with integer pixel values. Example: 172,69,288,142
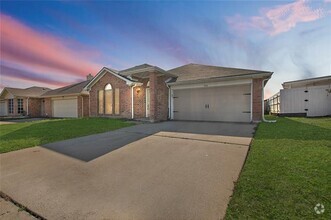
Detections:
252,78,263,122
149,72,158,122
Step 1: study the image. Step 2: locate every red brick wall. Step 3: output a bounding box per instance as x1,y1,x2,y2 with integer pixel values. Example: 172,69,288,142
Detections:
77,95,89,117
149,72,158,122
83,95,89,117
133,79,149,118
156,75,169,121
149,73,169,122
77,96,82,118
90,72,131,118
28,98,42,117
6,97,42,117
44,98,52,117
252,78,263,121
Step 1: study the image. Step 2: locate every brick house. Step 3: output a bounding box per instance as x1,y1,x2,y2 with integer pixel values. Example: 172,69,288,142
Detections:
0,63,273,122
0,87,51,117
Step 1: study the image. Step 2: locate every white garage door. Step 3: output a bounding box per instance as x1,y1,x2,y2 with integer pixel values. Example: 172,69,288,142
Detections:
0,101,7,116
53,98,78,118
173,84,251,122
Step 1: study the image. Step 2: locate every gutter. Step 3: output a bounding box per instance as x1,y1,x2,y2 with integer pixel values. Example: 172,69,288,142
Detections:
262,78,276,123
41,93,82,98
167,72,273,86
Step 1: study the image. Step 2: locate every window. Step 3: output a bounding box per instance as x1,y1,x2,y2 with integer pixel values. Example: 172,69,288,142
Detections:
105,84,113,114
115,88,120,115
98,84,118,115
98,90,104,114
8,99,13,114
17,99,23,114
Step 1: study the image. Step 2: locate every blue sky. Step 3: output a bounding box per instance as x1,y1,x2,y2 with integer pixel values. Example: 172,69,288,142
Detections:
1,0,330,97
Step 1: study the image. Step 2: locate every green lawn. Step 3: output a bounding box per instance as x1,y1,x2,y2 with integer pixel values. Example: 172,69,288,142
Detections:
226,116,331,219
0,118,134,153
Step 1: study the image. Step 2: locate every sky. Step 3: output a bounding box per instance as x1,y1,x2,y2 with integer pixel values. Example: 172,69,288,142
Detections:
0,0,330,98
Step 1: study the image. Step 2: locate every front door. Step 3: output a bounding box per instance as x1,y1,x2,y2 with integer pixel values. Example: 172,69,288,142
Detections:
146,88,150,117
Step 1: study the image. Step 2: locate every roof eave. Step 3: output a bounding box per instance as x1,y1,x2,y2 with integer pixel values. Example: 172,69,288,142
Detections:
41,93,83,98
282,75,331,88
167,72,273,86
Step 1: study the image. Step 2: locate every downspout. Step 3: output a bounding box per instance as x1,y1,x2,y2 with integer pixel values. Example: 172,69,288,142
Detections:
131,84,138,119
262,78,276,123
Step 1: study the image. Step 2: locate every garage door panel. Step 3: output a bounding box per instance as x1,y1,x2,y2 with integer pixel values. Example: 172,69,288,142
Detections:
53,98,78,118
173,84,251,122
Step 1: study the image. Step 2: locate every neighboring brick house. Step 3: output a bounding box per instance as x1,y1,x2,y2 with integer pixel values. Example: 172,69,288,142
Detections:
0,63,273,122
0,87,51,117
41,79,91,118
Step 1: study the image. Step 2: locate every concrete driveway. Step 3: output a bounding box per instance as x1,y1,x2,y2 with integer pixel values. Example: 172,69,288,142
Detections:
1,121,255,220
43,121,255,161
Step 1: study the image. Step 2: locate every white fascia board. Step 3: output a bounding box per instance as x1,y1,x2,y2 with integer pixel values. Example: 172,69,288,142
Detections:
282,75,331,88
51,95,79,100
127,82,143,87
168,72,272,87
170,79,251,90
42,93,82,98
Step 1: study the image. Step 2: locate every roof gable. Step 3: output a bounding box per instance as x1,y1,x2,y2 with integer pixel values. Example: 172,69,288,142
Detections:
120,64,153,75
85,67,135,89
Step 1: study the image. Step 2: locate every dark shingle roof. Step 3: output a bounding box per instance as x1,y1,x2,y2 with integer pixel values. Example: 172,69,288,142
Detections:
42,80,91,97
119,64,154,76
5,86,51,97
168,63,272,82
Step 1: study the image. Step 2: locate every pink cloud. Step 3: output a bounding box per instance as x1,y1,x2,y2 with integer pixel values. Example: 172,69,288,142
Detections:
226,0,327,35
0,13,102,78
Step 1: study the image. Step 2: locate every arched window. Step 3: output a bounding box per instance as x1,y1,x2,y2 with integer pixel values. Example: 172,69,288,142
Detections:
98,84,120,115
105,84,112,90
105,84,113,114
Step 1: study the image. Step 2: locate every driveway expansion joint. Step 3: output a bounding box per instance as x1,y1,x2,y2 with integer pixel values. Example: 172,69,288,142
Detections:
0,191,45,220
152,133,249,146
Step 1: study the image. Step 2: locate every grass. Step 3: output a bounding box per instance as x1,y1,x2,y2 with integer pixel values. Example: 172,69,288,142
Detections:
0,118,134,153
225,116,331,219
